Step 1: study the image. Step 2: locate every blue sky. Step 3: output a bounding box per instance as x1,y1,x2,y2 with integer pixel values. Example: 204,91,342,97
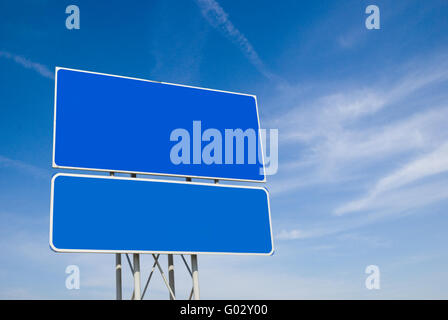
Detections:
1,0,448,299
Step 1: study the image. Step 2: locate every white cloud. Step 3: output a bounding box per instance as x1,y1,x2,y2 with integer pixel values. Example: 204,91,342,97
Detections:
275,218,373,241
0,51,54,79
0,155,49,179
273,59,448,145
264,52,448,250
276,229,305,240
267,53,448,196
335,146,448,215
194,0,279,81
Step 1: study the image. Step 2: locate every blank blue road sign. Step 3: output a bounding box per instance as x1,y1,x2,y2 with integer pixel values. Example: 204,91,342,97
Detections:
50,174,274,255
53,67,265,182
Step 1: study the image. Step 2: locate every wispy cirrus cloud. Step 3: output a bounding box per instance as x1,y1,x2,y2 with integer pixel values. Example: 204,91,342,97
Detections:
335,143,448,215
0,155,49,179
194,0,280,82
268,51,448,241
275,218,370,241
268,52,448,195
0,51,54,80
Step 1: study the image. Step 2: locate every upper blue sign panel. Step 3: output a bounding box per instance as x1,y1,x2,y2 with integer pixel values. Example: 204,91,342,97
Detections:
53,67,266,182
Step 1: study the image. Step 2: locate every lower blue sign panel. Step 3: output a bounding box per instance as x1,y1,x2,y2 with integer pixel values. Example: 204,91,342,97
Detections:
50,174,274,255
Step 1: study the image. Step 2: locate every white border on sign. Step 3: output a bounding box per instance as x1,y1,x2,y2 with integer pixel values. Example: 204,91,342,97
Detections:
52,67,267,183
49,173,275,256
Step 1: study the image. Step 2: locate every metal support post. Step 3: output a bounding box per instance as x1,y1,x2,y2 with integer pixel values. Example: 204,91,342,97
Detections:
185,177,200,300
130,173,141,300
110,172,122,300
168,254,175,300
191,254,200,300
133,253,141,300
115,254,122,300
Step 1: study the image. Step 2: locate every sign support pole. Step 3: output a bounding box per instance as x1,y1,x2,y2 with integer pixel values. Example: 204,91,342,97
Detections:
115,254,122,300
110,172,122,300
130,173,141,300
133,253,141,300
168,254,175,300
186,177,200,300
191,254,200,300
